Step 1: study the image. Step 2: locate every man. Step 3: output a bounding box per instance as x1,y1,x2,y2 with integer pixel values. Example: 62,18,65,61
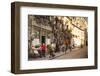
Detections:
41,43,46,57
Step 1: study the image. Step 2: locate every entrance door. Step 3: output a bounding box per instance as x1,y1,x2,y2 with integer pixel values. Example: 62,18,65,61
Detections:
41,36,45,43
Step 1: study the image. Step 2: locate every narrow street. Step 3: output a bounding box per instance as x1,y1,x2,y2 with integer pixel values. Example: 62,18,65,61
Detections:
29,46,88,60
28,15,88,61
56,46,87,59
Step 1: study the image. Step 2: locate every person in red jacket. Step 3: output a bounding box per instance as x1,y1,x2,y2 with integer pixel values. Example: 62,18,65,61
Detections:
40,43,46,57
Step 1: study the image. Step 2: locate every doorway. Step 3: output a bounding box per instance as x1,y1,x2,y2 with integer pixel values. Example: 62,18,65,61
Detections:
41,36,45,43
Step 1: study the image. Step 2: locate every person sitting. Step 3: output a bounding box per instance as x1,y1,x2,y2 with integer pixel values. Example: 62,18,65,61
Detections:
40,43,46,57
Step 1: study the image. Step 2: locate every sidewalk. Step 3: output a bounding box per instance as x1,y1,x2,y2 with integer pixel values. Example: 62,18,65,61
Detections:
49,47,80,60
29,47,83,60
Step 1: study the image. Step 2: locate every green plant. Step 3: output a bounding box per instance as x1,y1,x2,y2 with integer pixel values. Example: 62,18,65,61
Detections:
35,45,40,48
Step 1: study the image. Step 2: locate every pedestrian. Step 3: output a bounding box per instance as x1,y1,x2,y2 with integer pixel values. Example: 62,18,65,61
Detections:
64,39,68,51
47,45,55,59
62,43,66,54
68,39,72,52
40,43,46,57
71,38,75,49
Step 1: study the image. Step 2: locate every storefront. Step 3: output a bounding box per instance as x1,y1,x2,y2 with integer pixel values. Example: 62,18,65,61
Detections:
31,24,52,46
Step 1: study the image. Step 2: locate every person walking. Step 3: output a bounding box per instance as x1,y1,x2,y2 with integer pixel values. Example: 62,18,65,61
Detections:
64,39,68,51
68,39,72,52
62,43,66,54
47,45,55,59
